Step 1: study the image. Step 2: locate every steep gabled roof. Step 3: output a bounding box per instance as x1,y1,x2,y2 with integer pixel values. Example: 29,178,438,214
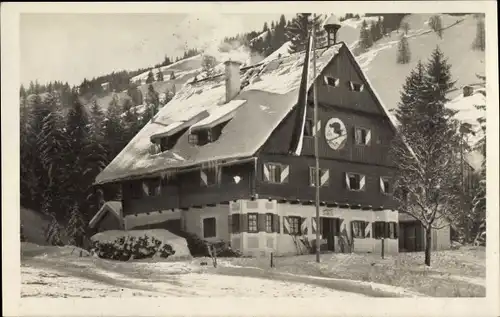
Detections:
95,43,344,185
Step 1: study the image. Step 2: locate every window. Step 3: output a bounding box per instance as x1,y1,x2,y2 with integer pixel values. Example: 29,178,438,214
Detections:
263,163,289,184
203,217,216,238
351,221,367,238
348,81,364,92
346,172,366,191
188,133,198,145
149,142,161,155
373,221,386,239
248,213,258,233
265,214,273,233
289,216,301,235
354,127,371,145
380,177,391,194
324,76,340,87
304,118,314,137
159,128,188,152
309,167,330,187
201,168,219,186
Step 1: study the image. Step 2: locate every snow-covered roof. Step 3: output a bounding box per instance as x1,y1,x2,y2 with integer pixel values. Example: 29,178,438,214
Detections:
190,99,246,132
95,43,343,184
89,201,123,229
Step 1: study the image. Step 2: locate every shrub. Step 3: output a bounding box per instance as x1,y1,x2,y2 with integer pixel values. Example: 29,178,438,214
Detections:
91,235,176,261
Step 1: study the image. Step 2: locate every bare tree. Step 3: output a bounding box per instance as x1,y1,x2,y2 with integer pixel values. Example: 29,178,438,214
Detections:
400,21,410,35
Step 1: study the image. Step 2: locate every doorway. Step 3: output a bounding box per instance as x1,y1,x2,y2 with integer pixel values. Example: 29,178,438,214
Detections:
399,221,424,252
321,217,340,251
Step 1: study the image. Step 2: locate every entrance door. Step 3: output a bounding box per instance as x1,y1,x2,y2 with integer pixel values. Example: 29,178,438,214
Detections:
321,217,339,251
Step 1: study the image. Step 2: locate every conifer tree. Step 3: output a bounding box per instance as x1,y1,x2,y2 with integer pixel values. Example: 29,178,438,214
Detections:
286,13,325,53
66,203,87,247
429,15,443,39
45,214,64,246
391,47,461,266
104,93,126,161
146,70,155,84
401,21,410,35
156,69,164,82
358,19,374,51
472,16,485,51
396,34,411,64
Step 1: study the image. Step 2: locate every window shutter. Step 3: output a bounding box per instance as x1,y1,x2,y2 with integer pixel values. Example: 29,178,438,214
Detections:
385,222,390,238
240,213,248,233
200,170,208,186
365,222,371,238
263,163,270,182
311,217,317,234
312,120,321,137
228,215,232,234
323,76,329,85
258,213,266,233
365,129,371,145
275,214,281,233
232,214,240,233
280,165,290,183
300,218,308,235
345,173,351,190
359,84,365,92
283,216,290,234
380,177,385,193
360,175,366,191
320,169,329,186
394,222,399,239
142,182,149,195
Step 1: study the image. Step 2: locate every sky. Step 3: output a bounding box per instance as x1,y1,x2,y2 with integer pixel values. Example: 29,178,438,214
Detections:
20,13,297,86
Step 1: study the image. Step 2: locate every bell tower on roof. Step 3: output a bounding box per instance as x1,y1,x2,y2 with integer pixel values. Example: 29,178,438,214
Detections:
324,14,342,46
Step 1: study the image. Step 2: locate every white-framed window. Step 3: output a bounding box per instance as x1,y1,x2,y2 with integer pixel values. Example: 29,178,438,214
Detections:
263,163,289,184
309,167,330,187
324,76,340,87
354,127,371,145
203,217,216,238
145,178,161,196
345,172,366,191
348,81,364,92
380,177,391,194
351,220,367,239
248,213,258,233
188,133,198,145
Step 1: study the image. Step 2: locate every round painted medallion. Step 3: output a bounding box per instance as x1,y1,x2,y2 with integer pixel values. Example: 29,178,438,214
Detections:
324,118,347,150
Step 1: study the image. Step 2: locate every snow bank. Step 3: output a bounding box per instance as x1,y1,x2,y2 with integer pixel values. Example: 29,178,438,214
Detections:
21,242,90,258
91,229,191,260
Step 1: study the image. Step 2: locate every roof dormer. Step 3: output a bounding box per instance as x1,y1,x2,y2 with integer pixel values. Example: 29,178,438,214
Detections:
188,99,246,146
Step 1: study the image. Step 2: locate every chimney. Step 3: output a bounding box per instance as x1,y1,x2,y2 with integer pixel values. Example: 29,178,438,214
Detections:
224,59,242,103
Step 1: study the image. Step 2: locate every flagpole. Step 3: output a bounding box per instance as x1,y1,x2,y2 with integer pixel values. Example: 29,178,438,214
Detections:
313,14,321,264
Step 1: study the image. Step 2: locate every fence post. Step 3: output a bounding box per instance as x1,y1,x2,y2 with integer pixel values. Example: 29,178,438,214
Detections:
270,252,274,268
213,245,217,268
381,238,385,259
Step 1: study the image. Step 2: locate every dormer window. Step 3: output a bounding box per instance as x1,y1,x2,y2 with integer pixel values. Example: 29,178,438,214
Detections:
188,121,228,146
348,81,364,92
324,76,340,87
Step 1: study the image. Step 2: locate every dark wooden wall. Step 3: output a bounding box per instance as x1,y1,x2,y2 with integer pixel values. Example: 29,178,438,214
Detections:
256,154,398,209
122,163,254,216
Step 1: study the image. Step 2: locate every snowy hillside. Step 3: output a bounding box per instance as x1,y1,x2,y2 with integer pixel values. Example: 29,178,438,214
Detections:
358,14,485,111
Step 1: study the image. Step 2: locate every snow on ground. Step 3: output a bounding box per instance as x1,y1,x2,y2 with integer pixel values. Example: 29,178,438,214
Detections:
21,244,366,298
341,16,383,29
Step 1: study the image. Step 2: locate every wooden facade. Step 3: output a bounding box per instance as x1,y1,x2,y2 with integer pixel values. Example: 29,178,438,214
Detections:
119,46,398,217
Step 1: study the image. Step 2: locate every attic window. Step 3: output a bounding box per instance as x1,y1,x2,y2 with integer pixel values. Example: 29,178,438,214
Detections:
348,81,364,92
354,127,371,145
188,121,229,146
158,127,188,152
324,76,340,87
